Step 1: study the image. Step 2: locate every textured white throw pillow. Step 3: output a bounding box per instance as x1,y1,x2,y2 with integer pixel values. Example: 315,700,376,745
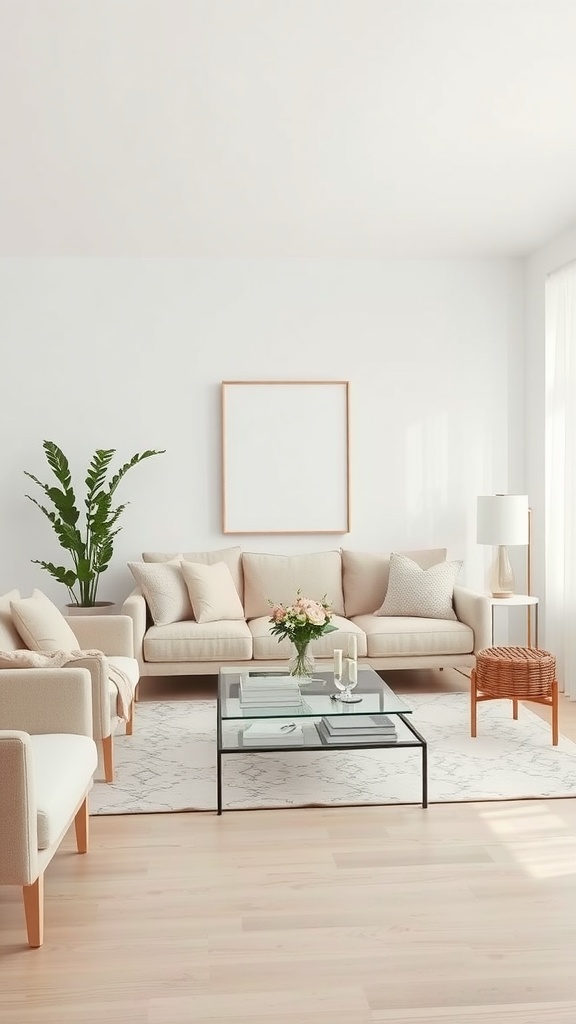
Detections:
128,558,193,626
10,588,79,652
181,561,245,623
375,553,462,620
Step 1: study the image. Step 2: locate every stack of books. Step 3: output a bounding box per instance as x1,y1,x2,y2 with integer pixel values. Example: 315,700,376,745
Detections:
242,720,305,746
315,714,398,745
239,674,303,710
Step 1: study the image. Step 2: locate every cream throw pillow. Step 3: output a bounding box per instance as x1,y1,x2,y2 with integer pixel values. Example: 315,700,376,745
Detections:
0,589,23,651
128,558,193,626
10,589,79,652
181,561,245,623
375,553,462,620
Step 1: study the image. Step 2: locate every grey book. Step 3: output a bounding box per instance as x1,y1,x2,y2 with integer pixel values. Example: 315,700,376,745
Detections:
316,721,397,745
322,714,397,736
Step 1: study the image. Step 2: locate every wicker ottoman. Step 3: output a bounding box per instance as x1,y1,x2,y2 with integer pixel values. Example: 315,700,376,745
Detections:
471,646,558,745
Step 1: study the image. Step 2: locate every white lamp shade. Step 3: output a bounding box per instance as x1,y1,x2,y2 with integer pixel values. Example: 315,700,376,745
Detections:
477,494,529,546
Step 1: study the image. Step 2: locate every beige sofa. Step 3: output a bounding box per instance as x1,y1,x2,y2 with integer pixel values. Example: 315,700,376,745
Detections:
122,546,491,680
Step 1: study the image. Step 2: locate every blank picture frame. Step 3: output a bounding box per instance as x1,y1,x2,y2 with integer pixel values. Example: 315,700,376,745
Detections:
222,380,350,534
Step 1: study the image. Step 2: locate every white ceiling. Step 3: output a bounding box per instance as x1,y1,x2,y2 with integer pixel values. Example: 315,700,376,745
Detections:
2,0,576,258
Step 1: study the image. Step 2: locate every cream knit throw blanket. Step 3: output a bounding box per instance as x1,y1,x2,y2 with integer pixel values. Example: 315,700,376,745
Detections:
0,648,133,721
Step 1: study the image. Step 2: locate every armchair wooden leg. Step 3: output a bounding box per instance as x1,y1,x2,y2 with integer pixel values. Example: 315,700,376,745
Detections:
102,735,114,783
74,797,89,853
23,875,44,948
126,699,135,736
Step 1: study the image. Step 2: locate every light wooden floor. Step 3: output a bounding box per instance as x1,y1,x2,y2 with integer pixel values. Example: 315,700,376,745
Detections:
2,669,576,1023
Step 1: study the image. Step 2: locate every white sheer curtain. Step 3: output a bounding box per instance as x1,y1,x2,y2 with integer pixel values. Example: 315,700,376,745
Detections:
545,260,576,699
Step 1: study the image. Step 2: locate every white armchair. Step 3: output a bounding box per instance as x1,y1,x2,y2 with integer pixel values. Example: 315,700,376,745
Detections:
0,669,98,947
0,590,140,782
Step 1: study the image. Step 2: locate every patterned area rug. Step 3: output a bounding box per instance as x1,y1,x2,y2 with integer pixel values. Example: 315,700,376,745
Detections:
89,693,576,814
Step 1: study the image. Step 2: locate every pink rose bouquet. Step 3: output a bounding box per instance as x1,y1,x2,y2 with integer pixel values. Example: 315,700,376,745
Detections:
268,590,337,646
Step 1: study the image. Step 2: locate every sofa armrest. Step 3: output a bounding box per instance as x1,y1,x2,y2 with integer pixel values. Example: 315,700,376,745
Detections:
453,586,491,653
0,670,93,737
121,589,148,666
70,614,134,657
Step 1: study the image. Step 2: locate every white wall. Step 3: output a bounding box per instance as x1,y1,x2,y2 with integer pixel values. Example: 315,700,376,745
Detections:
524,221,576,640
0,257,523,606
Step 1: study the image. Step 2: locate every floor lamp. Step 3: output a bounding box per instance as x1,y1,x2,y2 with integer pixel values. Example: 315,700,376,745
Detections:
477,494,532,642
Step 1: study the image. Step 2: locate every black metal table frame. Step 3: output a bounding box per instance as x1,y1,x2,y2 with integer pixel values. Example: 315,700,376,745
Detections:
216,704,428,814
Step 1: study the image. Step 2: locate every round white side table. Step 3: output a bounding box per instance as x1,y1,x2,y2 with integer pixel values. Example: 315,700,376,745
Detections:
488,595,539,648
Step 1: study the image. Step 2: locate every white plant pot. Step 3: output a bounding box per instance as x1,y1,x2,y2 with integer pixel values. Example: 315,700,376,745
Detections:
64,601,117,616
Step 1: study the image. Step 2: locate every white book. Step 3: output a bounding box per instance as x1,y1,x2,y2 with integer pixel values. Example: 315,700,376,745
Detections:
242,721,304,745
244,721,303,738
241,675,300,690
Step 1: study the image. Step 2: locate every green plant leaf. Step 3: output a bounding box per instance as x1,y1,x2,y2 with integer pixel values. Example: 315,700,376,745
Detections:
25,443,165,605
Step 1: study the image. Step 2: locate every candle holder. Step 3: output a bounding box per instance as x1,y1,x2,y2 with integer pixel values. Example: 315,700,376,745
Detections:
333,657,362,703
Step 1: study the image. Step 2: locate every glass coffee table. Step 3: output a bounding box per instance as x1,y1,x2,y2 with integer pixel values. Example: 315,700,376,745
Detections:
217,665,427,813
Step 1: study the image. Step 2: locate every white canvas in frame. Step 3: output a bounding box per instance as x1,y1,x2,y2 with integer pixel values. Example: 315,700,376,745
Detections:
221,380,350,534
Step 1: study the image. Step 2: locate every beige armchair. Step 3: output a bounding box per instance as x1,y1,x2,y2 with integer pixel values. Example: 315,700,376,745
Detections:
0,670,98,947
0,590,140,782
66,614,139,782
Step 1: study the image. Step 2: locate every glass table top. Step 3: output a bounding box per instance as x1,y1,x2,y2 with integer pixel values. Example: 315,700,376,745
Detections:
218,665,412,721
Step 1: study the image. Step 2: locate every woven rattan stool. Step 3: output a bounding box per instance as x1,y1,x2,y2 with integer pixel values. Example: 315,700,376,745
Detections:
471,646,558,745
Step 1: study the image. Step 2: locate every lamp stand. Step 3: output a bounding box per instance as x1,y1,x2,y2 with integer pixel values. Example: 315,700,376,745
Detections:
489,545,515,598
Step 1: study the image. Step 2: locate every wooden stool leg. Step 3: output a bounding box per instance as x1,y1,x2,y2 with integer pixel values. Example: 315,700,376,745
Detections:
552,678,559,746
471,668,477,738
513,699,519,720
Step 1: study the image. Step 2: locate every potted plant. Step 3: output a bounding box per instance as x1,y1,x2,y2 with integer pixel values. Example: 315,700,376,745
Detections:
24,440,165,609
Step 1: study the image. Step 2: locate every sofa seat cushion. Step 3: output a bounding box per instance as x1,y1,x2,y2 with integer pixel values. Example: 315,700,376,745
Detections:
107,656,139,719
249,614,367,660
143,620,252,663
355,614,474,658
30,734,98,850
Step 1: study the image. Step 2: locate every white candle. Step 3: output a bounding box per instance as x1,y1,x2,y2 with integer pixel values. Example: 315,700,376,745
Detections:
349,635,357,661
347,658,357,684
333,649,343,677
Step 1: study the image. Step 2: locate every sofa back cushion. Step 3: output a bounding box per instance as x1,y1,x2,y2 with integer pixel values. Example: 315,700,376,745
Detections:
0,589,23,651
342,548,447,617
142,546,243,600
10,589,79,653
243,550,345,620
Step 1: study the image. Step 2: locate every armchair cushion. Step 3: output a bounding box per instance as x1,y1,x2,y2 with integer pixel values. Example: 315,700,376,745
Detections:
10,589,78,653
31,733,98,849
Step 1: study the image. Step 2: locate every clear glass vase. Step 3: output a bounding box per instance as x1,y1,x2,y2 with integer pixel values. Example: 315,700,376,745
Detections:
288,639,315,680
